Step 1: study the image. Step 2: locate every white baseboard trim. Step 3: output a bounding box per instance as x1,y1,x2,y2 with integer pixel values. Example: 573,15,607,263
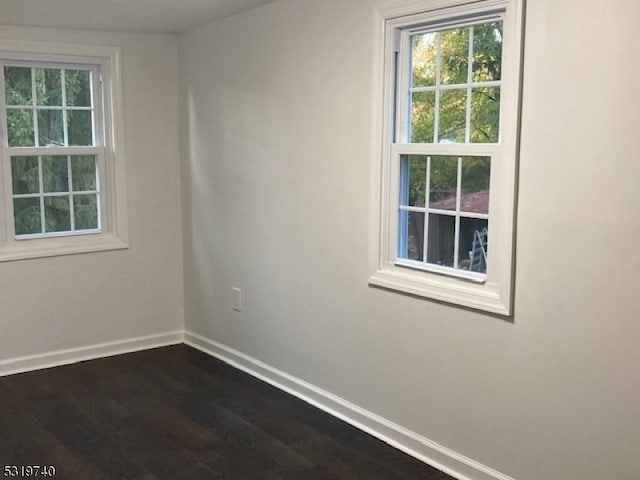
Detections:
185,331,515,480
0,330,185,377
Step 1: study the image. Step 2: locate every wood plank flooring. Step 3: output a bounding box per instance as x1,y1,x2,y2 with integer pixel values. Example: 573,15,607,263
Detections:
0,345,455,480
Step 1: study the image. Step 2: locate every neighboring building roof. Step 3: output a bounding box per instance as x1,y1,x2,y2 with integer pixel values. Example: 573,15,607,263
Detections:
430,190,489,213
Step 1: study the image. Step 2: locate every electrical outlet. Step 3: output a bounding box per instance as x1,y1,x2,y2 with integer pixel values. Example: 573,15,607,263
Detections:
232,287,242,312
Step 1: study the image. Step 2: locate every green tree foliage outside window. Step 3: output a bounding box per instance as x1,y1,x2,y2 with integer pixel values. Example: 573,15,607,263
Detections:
4,66,93,147
10,155,99,236
406,21,502,209
410,22,502,144
399,20,502,272
3,65,99,237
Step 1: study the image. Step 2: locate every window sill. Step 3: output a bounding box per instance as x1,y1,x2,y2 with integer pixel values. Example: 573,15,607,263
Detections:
368,267,510,316
0,233,128,262
394,258,487,283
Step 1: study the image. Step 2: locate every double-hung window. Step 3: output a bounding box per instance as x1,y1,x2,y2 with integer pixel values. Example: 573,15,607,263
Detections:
0,42,128,261
370,0,524,315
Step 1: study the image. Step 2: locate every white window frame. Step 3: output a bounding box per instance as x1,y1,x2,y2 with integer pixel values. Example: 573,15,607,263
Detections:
0,40,129,261
369,0,524,315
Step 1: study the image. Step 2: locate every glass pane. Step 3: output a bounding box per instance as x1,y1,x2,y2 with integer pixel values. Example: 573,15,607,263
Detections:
471,87,500,143
427,213,455,267
67,110,93,146
461,156,491,214
410,91,435,143
472,22,503,82
37,109,64,146
4,66,32,105
459,218,488,273
44,196,71,232
73,194,99,230
401,155,427,207
412,32,437,87
13,197,42,235
35,68,63,106
42,156,69,193
399,210,425,261
429,156,458,210
65,69,92,107
440,28,469,85
71,155,97,191
11,156,39,195
6,109,35,147
439,89,467,143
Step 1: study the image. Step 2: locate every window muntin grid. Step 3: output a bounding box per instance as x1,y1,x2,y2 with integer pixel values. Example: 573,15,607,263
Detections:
11,154,100,237
3,65,97,148
393,18,503,279
401,20,503,145
1,61,104,240
398,154,489,274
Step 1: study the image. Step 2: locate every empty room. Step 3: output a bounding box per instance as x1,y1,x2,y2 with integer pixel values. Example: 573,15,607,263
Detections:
0,0,638,479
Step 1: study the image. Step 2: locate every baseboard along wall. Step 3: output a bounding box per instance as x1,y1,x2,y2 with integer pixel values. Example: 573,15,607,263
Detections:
184,331,515,480
0,330,184,377
0,329,515,480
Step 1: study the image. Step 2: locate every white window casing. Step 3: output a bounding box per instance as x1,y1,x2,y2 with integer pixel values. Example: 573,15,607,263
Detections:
0,40,129,261
369,0,525,315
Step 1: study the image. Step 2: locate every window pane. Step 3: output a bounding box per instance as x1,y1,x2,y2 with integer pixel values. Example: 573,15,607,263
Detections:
14,197,42,235
399,210,425,261
42,156,69,193
471,87,500,143
65,70,92,107
67,110,93,146
37,109,64,146
4,66,32,105
429,156,458,210
35,68,63,106
438,89,466,143
472,22,503,82
459,219,488,273
74,194,99,230
427,213,455,267
412,32,437,87
401,155,427,207
71,155,97,191
11,156,40,195
6,109,35,146
440,28,469,85
411,91,435,143
44,196,71,232
461,156,490,214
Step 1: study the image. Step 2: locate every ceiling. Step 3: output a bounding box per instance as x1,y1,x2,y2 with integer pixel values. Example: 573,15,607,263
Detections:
0,0,274,34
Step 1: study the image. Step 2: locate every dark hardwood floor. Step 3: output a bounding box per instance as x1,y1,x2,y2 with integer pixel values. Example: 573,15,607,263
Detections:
0,345,454,480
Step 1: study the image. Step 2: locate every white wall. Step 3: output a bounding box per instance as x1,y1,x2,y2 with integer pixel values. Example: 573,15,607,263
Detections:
0,26,184,362
179,0,640,479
